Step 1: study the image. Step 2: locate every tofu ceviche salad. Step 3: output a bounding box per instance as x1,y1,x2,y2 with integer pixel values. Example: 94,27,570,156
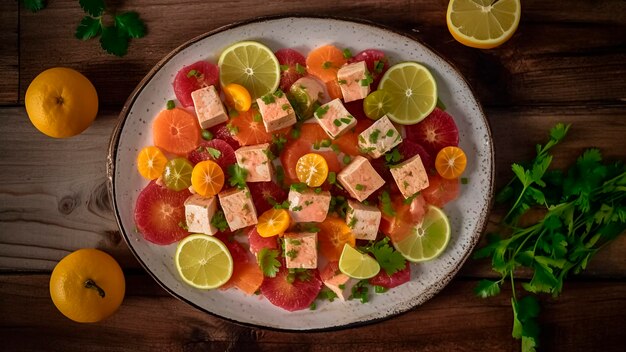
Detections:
134,41,467,312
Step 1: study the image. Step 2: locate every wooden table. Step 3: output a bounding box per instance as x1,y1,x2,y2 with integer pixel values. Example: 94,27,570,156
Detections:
1,1,625,351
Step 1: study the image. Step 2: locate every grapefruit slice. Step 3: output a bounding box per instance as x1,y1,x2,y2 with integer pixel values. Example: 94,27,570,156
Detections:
404,108,459,156
260,264,322,312
134,181,190,245
369,261,410,288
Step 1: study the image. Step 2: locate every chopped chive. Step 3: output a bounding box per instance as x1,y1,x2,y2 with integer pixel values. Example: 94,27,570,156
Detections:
253,113,262,122
282,103,291,111
261,94,275,105
315,105,330,118
201,129,213,141
295,63,306,75
338,79,347,85
186,69,198,78
274,89,284,98
386,129,394,137
374,60,385,73
342,48,352,59
333,119,342,127
279,64,290,72
340,117,352,124
343,155,352,164
322,61,332,69
461,177,469,184
355,184,365,191
166,100,175,110
369,129,381,144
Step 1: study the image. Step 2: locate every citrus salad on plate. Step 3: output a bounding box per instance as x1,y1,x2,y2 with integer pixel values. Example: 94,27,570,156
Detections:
133,40,467,312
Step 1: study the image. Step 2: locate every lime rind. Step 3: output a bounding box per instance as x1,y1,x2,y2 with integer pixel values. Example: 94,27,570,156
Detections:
218,41,280,100
393,205,451,262
175,234,233,289
378,62,438,125
339,244,381,279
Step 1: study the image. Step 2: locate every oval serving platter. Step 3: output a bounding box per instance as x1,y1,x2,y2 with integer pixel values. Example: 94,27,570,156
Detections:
108,15,494,331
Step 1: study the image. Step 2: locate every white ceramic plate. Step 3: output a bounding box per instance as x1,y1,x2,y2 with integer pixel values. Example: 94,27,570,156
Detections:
108,16,494,331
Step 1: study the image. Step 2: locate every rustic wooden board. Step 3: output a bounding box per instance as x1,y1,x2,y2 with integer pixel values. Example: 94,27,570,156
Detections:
0,0,18,104
1,274,624,351
1,106,624,276
18,1,626,107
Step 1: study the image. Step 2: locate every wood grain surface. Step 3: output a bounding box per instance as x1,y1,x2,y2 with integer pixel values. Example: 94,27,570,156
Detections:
1,0,625,351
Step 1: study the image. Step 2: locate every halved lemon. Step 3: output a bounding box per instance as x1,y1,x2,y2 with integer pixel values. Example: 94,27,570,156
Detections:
378,62,437,125
446,0,521,49
175,234,233,289
218,41,280,100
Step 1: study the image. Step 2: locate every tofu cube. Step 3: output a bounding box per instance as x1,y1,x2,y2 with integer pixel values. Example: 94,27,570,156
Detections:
337,156,385,201
346,200,382,241
256,91,297,133
184,194,218,235
217,186,258,231
288,188,331,223
191,86,228,129
357,115,402,159
390,154,430,199
284,232,318,269
314,98,357,139
320,262,358,301
337,61,370,102
234,143,272,182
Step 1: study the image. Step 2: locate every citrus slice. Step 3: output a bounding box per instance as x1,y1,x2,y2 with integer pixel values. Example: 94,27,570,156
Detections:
338,243,380,279
162,158,193,192
136,146,168,180
435,146,467,179
223,83,252,112
378,62,437,125
218,41,280,100
305,45,346,83
446,0,521,49
191,160,225,197
295,153,329,187
256,208,290,238
363,90,393,120
318,217,356,261
393,205,451,262
175,234,233,289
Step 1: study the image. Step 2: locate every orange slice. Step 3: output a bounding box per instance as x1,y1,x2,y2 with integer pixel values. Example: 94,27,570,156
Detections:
306,45,347,83
295,153,329,187
257,209,291,238
191,160,225,197
435,146,467,179
136,146,168,180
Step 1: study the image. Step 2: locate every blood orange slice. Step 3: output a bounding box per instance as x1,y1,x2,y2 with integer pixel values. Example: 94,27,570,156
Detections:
260,264,322,312
275,48,307,92
404,108,459,155
369,261,410,288
173,61,219,107
134,181,190,245
187,139,236,170
248,181,287,215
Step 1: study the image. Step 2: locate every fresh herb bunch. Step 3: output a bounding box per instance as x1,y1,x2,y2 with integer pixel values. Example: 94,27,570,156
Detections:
21,0,146,56
474,123,626,352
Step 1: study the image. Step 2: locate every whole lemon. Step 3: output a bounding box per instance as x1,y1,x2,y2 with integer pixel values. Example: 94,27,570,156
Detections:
50,248,125,323
25,67,98,138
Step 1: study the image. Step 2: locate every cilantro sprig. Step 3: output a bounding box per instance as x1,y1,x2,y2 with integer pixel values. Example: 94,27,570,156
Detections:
474,123,626,352
73,1,146,56
227,164,248,189
359,237,406,275
257,248,281,278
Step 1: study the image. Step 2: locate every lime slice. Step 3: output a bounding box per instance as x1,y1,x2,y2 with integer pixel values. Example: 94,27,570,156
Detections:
363,90,394,120
378,62,437,125
338,243,380,279
175,234,233,289
218,41,280,100
393,205,451,262
289,84,314,119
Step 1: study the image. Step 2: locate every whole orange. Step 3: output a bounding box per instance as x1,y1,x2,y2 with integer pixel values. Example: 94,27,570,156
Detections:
50,249,125,323
25,67,98,138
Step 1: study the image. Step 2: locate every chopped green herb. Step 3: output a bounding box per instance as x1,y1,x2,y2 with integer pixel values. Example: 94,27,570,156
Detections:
338,79,347,85
333,119,342,127
384,148,403,164
282,103,291,111
461,177,469,184
322,61,332,69
340,117,352,125
304,200,313,206
186,69,198,78
403,192,419,205
272,134,288,155
292,206,303,212
328,172,337,185
286,249,299,259
349,280,369,304
226,123,239,135
274,89,284,98
360,72,374,87
343,155,352,164
227,164,248,189
166,100,175,110
253,113,262,122
261,94,275,105
359,237,406,275
314,187,323,194
290,182,308,193
348,216,357,229
201,129,213,141
228,108,239,118
342,48,352,59
275,165,285,187
309,302,317,310
359,146,376,154
386,129,395,137
290,239,301,246
355,184,365,191
295,63,307,75
338,284,346,290
210,211,229,232
279,64,290,72
315,105,330,118
177,221,189,231
379,191,396,216
320,139,332,148
205,147,222,159
317,289,338,302
374,285,388,294
369,129,381,144
374,60,385,73
330,144,340,153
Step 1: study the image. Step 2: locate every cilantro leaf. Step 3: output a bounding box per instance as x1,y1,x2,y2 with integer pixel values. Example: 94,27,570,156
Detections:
99,25,128,57
474,279,501,298
257,248,281,278
79,0,105,17
227,164,248,189
210,211,229,232
379,191,396,216
75,16,101,40
361,238,406,275
22,0,46,12
205,147,222,159
114,12,146,38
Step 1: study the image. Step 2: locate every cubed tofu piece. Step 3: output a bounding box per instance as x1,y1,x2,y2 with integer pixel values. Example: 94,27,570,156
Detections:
191,86,228,129
218,186,258,231
320,262,358,301
184,194,218,235
357,115,402,159
234,143,272,182
337,156,385,201
337,61,370,102
314,98,357,139
284,232,318,269
390,154,430,199
257,91,297,133
288,188,331,223
346,200,382,241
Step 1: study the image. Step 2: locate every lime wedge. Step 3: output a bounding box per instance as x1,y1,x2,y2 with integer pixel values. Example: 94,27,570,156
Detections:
175,234,233,289
218,41,280,100
363,90,394,120
289,84,314,119
393,205,451,262
338,243,380,279
378,62,437,125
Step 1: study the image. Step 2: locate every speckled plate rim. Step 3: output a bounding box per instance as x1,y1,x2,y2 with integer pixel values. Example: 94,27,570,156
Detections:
107,14,495,332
